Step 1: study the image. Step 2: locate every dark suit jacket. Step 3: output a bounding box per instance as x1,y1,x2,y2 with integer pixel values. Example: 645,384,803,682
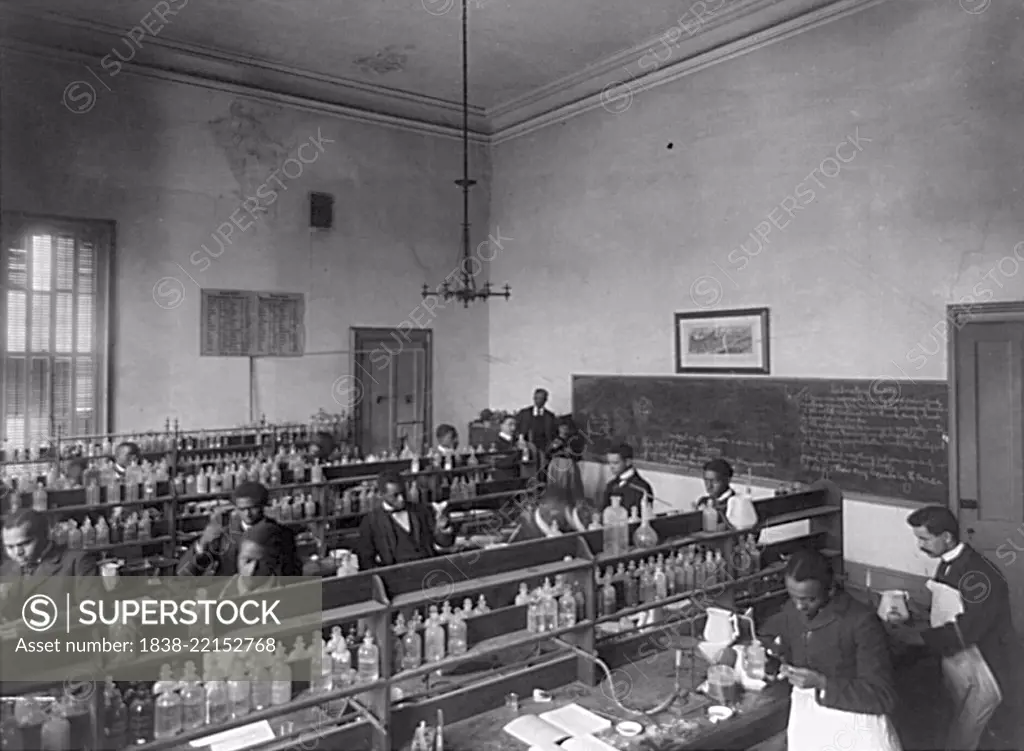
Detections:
508,508,561,544
355,504,455,570
491,436,522,481
176,518,301,577
761,589,898,716
0,544,101,623
920,543,1017,698
515,407,557,456
602,470,654,514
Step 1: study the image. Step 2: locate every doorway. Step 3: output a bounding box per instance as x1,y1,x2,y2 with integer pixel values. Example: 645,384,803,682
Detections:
351,327,432,456
949,302,1024,634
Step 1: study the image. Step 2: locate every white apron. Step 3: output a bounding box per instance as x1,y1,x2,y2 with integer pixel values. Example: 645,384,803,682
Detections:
926,579,1002,750
787,686,902,751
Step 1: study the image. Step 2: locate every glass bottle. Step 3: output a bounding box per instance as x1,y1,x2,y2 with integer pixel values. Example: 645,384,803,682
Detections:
558,587,577,628
402,614,423,670
249,657,273,712
39,702,70,751
424,612,446,663
633,500,659,549
527,592,540,633
448,612,468,655
269,645,293,706
624,561,639,607
32,482,47,512
514,583,530,606
180,662,206,731
127,682,154,745
602,496,627,555
103,678,128,749
153,665,182,740
600,571,617,617
357,633,380,682
204,669,229,726
226,664,251,720
541,581,558,632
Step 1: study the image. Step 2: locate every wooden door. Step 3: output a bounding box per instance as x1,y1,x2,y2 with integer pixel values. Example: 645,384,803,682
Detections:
352,328,432,455
952,311,1024,634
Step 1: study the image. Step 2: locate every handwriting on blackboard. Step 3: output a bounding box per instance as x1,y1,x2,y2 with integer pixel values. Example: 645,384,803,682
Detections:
572,376,948,503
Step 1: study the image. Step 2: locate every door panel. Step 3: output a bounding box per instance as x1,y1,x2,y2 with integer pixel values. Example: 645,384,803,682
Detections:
393,348,426,452
955,321,1024,633
352,329,432,456
355,347,393,455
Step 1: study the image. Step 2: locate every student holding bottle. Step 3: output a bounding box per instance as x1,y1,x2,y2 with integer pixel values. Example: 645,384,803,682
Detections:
696,458,758,531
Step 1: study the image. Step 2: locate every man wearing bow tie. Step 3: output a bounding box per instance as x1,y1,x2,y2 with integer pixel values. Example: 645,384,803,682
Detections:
899,505,1018,750
515,388,557,467
356,472,455,569
602,443,654,515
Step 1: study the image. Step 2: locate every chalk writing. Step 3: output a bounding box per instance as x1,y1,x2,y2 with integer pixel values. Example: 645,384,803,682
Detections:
573,376,947,503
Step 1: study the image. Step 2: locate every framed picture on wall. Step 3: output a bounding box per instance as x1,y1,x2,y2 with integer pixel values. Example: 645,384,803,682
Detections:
674,307,770,374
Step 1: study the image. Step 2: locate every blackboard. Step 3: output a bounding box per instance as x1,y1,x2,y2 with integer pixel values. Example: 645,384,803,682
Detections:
572,375,948,504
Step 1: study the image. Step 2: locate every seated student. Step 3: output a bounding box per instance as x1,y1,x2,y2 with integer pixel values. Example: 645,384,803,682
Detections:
508,490,572,543
491,415,523,481
0,509,101,624
546,417,586,502
178,482,300,577
112,441,141,480
696,458,758,530
307,432,337,462
356,472,454,569
564,497,597,533
220,519,302,598
435,424,459,456
602,443,654,514
760,549,901,751
417,424,460,504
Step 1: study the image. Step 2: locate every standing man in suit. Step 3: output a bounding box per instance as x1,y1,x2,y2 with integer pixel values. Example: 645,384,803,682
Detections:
602,443,654,514
894,505,1018,750
0,509,101,625
516,388,557,471
356,471,455,569
177,482,300,577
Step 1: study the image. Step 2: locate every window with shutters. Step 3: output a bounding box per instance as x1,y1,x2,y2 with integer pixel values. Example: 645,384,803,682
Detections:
2,215,111,453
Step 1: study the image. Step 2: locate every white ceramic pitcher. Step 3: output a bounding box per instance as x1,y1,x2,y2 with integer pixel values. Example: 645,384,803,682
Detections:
699,607,740,663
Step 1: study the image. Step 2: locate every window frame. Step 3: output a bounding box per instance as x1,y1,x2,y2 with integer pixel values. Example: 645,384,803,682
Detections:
1,212,114,448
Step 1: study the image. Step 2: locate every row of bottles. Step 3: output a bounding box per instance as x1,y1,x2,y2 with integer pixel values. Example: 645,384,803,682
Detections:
597,539,763,617
1,691,90,751
53,511,160,549
600,497,664,556
516,577,586,633
392,597,491,672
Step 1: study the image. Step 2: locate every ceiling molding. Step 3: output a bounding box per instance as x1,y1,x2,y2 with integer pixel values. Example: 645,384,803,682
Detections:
0,5,488,136
1,40,489,144
2,0,891,145
490,0,893,144
486,0,786,122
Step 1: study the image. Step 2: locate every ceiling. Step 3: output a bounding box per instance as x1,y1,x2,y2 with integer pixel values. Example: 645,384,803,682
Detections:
0,0,874,135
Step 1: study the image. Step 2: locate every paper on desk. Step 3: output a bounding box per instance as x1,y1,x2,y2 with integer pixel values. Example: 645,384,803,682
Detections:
505,715,569,748
188,720,277,751
538,704,612,737
561,735,619,751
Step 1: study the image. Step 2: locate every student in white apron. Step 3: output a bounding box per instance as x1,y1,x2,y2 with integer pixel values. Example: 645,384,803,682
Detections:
896,505,1016,750
760,549,902,751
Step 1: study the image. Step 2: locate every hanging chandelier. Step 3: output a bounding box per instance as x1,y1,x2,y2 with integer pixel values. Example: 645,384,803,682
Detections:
421,0,511,309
